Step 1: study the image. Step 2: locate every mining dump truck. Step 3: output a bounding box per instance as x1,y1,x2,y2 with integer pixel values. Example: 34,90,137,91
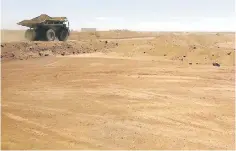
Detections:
17,14,70,41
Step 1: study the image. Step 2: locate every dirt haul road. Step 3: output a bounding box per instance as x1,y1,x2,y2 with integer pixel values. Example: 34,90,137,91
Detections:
1,33,235,150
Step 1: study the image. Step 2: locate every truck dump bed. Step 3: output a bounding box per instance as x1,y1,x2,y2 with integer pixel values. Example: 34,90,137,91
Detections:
17,14,67,28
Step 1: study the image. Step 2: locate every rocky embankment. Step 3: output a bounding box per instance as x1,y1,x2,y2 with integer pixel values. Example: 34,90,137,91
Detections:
1,40,119,61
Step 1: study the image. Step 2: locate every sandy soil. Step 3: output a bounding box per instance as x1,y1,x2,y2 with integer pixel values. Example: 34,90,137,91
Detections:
1,31,235,150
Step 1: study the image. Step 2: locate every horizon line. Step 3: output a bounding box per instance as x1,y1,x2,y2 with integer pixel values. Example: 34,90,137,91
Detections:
1,28,235,33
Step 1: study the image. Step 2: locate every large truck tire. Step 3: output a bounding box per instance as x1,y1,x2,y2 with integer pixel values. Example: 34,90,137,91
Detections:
58,29,69,41
45,29,56,41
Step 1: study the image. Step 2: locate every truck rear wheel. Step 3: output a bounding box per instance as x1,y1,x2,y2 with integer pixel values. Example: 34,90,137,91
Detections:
58,29,69,41
25,29,36,41
46,29,56,41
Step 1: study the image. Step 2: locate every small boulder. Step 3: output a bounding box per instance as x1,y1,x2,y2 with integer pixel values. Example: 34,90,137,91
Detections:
213,62,220,67
61,52,66,56
29,46,33,50
191,45,197,49
39,50,52,56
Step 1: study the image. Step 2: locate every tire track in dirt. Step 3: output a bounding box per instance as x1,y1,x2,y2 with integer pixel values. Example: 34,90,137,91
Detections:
3,112,111,149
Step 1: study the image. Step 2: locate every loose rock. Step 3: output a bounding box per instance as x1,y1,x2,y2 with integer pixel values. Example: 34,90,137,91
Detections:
213,62,220,67
61,52,66,56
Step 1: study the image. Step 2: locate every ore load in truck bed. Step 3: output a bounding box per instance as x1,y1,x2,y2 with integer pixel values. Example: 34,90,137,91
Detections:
17,14,67,28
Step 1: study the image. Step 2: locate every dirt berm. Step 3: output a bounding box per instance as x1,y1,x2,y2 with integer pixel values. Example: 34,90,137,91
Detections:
1,40,118,61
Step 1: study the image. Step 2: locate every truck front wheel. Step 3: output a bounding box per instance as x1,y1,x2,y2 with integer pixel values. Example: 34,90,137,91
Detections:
58,29,69,41
46,29,56,41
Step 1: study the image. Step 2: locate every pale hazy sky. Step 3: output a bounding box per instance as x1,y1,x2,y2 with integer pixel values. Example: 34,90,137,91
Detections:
1,0,236,31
